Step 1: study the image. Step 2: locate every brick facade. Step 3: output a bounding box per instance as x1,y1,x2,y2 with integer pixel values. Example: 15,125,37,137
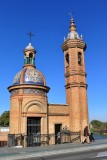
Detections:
8,19,89,145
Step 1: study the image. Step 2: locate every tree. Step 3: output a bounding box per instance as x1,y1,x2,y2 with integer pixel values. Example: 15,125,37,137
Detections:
0,111,10,127
90,120,107,132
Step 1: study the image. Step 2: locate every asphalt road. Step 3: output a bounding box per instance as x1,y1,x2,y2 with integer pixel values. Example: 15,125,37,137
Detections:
0,139,107,160
20,148,107,160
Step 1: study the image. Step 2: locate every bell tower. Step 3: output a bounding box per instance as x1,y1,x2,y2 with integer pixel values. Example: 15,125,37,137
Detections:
62,18,89,132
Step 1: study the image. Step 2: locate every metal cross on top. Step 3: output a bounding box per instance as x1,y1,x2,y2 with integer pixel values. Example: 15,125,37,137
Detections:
27,32,34,43
69,11,74,19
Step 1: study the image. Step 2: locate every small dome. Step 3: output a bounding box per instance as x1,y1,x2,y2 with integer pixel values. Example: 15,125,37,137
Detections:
67,18,80,40
25,43,34,50
13,68,45,86
67,31,79,39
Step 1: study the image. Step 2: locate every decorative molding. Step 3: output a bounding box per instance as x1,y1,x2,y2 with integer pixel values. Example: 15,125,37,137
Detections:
22,112,46,117
49,113,69,116
8,84,50,93
62,39,86,51
65,82,88,89
23,100,44,113
65,71,86,78
18,97,23,103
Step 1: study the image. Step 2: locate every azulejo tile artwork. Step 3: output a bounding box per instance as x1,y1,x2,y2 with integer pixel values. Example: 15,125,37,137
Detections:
24,68,44,85
10,89,45,96
13,71,22,85
13,68,44,85
23,89,45,95
11,89,19,96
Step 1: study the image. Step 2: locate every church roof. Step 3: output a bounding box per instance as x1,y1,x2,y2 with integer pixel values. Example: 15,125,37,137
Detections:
12,40,46,86
25,43,34,50
13,67,45,86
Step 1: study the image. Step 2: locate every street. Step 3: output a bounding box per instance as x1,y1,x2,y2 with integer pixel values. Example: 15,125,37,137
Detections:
0,139,107,160
21,148,107,160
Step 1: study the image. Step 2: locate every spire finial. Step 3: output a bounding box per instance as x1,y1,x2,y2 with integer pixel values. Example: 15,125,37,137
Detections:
27,32,34,43
69,11,74,20
69,13,76,32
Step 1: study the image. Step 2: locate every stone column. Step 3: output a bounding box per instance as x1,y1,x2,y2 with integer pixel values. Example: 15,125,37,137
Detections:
18,97,23,146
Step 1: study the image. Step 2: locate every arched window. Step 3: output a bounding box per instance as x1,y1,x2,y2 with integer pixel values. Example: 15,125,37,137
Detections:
29,53,33,58
24,53,26,64
65,53,69,66
78,52,82,65
29,53,33,64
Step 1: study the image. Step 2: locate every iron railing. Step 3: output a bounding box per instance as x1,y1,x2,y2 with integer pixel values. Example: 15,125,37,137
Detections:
8,132,81,147
1,132,81,147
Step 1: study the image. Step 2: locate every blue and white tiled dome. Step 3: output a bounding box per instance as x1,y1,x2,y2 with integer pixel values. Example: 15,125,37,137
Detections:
13,68,45,86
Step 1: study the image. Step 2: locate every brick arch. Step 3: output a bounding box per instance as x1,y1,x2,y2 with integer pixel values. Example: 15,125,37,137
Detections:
23,100,44,113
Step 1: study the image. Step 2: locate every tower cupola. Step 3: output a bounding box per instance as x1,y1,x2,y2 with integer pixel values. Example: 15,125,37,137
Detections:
67,18,79,40
24,43,36,67
62,18,86,51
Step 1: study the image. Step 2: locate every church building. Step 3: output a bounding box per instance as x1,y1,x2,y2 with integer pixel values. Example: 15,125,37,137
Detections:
8,18,89,146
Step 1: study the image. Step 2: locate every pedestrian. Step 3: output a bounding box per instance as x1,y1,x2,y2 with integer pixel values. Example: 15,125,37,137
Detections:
57,132,61,144
89,132,95,142
82,126,90,144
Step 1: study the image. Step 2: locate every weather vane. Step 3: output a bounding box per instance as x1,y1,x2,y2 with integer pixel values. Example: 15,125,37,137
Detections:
69,11,74,19
27,32,34,43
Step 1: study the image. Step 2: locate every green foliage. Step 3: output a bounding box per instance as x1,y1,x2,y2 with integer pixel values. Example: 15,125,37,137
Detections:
90,120,107,132
0,111,10,127
90,127,94,133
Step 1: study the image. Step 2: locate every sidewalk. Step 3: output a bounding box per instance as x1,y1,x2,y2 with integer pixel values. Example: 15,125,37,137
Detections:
0,139,107,160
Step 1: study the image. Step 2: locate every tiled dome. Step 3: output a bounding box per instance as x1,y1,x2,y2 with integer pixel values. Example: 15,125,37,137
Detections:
13,68,45,86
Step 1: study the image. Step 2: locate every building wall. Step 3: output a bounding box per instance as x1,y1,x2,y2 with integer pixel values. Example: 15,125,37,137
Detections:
8,20,89,143
48,104,69,133
0,127,9,141
49,104,69,114
9,90,48,135
48,116,69,133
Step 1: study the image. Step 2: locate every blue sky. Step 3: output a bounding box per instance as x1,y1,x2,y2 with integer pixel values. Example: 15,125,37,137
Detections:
0,0,107,122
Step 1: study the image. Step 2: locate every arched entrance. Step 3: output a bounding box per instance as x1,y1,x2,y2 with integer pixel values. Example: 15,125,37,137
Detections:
23,101,44,147
27,117,41,147
27,117,41,135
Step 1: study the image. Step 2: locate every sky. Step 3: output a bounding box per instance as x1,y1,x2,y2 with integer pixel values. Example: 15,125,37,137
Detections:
0,0,107,122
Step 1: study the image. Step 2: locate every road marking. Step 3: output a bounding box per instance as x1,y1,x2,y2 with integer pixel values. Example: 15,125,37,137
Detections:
90,151,107,159
97,151,107,157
